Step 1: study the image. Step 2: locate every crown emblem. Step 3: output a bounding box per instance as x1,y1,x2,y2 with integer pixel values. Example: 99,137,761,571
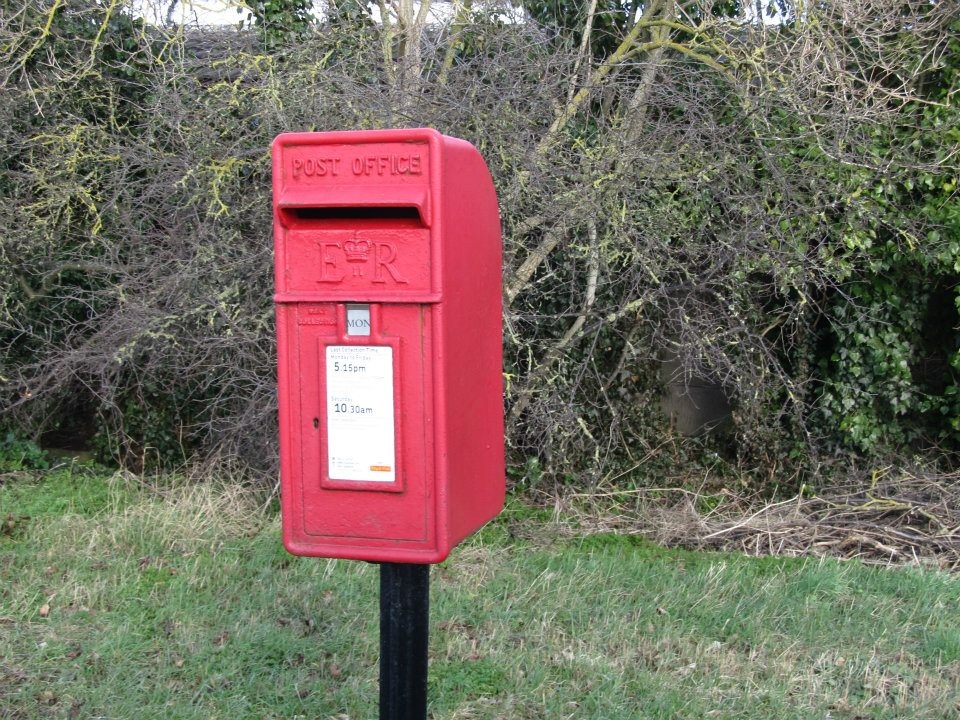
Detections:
343,239,371,262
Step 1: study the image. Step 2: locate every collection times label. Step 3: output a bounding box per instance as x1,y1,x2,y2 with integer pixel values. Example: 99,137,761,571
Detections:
325,345,396,482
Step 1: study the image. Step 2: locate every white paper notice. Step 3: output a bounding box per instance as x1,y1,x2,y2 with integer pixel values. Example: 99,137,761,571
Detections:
325,345,396,482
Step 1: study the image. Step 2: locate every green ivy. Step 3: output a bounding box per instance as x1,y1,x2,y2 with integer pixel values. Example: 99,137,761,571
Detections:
813,21,960,453
241,0,313,48
0,433,50,471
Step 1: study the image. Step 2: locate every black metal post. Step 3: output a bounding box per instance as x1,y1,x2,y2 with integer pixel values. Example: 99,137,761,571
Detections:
379,562,430,720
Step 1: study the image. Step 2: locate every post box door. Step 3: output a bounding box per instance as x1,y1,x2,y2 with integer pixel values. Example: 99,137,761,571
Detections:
281,301,434,547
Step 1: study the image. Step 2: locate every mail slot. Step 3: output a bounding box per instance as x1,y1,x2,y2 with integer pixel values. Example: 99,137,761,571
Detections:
273,129,505,563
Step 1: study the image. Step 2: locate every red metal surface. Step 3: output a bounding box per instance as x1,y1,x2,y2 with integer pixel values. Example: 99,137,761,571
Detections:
273,129,505,563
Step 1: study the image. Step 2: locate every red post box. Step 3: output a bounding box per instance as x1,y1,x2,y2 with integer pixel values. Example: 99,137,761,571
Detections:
273,129,505,563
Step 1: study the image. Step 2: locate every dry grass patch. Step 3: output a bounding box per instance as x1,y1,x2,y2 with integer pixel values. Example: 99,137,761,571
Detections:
550,465,960,571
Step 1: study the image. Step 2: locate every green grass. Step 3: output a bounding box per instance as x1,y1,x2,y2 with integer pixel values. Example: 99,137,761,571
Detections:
1,468,958,719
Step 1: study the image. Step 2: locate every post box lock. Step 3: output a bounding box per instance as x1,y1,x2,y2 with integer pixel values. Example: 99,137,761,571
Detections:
273,129,505,564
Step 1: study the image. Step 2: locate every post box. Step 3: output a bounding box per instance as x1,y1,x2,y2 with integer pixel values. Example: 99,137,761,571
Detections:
273,129,505,563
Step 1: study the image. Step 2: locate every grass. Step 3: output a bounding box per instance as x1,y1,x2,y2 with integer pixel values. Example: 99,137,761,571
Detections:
1,465,958,719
